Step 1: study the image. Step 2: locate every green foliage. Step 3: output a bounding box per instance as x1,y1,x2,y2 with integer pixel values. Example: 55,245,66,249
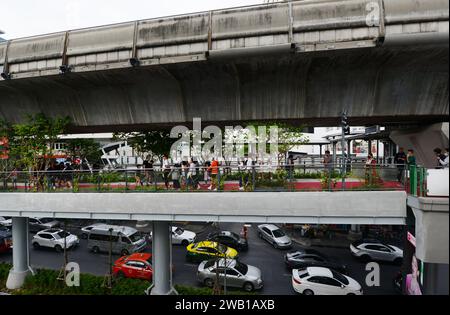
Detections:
114,130,175,163
0,264,254,295
242,121,309,165
64,138,102,166
8,113,70,171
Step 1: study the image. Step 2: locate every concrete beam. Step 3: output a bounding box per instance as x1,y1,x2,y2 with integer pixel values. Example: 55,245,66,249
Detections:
408,196,449,264
390,123,449,168
0,191,407,225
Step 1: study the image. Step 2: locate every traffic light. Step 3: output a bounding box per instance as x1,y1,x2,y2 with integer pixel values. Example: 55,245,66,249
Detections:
341,112,350,135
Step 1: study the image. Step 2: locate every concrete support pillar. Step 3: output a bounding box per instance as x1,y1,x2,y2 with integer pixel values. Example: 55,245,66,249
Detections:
348,224,362,240
6,217,32,289
149,221,177,295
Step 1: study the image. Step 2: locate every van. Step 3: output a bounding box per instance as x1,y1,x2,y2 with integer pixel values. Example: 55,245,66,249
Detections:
87,224,147,256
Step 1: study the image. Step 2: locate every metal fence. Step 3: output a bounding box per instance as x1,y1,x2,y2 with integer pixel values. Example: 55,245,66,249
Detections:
0,163,411,193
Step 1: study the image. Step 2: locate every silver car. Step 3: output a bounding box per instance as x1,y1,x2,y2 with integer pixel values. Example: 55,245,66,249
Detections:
350,239,403,264
197,258,263,292
29,217,60,232
257,224,292,249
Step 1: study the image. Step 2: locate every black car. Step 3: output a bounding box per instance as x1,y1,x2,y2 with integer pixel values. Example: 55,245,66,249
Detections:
284,248,348,274
206,231,248,251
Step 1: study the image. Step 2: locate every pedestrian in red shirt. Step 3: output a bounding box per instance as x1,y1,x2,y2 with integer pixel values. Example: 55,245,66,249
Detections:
208,157,219,191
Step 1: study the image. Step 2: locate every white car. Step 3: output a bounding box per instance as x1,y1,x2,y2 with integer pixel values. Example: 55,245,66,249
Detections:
149,226,196,246
292,267,363,295
32,229,80,252
257,224,292,249
80,223,105,239
350,239,403,264
0,216,12,227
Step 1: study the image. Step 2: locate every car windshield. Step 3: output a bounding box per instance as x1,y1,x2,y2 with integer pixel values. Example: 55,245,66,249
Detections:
332,271,349,285
234,261,248,275
385,244,396,251
40,218,55,223
229,232,240,241
272,229,285,238
205,260,216,269
128,232,142,243
174,227,184,236
217,243,228,254
56,231,70,238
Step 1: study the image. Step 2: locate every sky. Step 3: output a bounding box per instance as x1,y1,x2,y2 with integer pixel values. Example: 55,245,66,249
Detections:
1,0,265,40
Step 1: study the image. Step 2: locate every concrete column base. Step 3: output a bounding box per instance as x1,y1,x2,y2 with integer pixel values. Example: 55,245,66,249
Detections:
146,284,178,295
347,231,363,241
6,268,32,290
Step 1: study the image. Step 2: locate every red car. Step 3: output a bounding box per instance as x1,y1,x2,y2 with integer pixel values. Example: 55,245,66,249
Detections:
0,228,12,254
112,253,153,281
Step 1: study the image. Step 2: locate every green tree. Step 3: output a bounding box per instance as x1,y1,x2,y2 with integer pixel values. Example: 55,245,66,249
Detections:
10,113,70,171
64,138,102,168
237,121,309,165
113,130,175,164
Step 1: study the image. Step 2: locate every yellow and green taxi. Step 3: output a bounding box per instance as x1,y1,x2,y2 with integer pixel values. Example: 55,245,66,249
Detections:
186,241,238,263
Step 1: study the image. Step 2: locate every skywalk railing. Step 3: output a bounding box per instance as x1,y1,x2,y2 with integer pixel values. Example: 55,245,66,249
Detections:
0,163,409,193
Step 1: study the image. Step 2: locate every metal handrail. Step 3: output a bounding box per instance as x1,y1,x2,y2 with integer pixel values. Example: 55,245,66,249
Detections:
0,164,407,194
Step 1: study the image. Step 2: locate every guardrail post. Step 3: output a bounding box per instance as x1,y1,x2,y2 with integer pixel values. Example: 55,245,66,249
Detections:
125,169,128,192
218,168,221,191
409,165,417,196
252,166,256,191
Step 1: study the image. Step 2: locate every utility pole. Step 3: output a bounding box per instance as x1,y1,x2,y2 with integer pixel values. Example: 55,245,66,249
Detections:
57,220,68,282
102,228,113,289
340,110,350,190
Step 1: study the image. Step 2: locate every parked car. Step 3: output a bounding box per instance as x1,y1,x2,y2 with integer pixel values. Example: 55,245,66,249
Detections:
284,249,348,274
87,224,147,256
292,267,363,295
32,229,79,252
171,226,196,245
197,258,263,292
149,226,196,246
80,223,104,239
113,253,153,281
0,216,12,228
350,239,403,264
186,241,238,263
0,227,12,254
206,230,248,251
29,217,60,232
257,224,292,249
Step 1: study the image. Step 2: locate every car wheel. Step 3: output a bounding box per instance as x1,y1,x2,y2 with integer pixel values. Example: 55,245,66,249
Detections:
181,240,189,246
32,242,40,249
303,289,314,296
117,271,126,279
258,232,263,239
55,245,63,253
347,293,356,296
81,233,88,240
272,242,278,249
360,254,371,262
121,249,129,256
204,278,214,288
92,246,100,253
243,282,254,292
394,258,403,265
